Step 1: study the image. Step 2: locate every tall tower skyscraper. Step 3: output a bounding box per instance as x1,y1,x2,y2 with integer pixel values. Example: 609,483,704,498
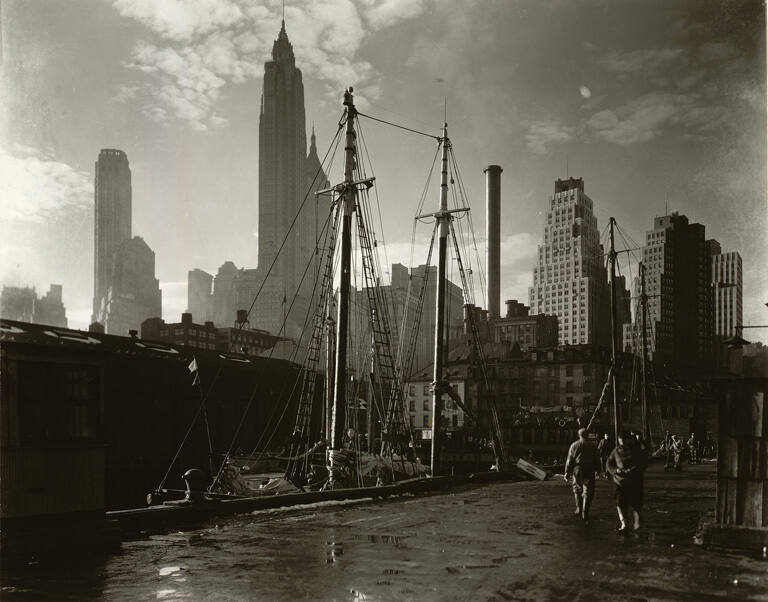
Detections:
191,23,327,337
93,149,132,322
258,21,306,293
708,240,743,337
528,178,612,346
633,212,712,373
233,21,327,338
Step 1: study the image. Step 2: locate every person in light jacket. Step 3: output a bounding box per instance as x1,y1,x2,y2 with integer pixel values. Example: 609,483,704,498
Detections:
564,428,600,521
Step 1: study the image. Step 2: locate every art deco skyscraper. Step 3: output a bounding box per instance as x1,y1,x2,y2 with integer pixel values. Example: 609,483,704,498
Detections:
528,178,611,346
235,21,327,338
92,149,131,322
258,21,307,291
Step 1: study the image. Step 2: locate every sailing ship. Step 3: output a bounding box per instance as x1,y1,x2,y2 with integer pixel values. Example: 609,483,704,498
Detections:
108,87,516,533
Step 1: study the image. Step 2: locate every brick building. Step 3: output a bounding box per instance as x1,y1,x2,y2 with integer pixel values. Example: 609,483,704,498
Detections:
490,299,558,351
142,311,280,356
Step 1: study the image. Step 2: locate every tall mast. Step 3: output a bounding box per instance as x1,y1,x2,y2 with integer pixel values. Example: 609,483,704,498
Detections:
640,261,650,442
430,123,450,476
328,87,358,487
324,312,335,440
608,217,620,444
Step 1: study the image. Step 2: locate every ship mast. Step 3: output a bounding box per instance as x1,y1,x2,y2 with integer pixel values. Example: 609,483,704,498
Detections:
608,217,620,444
328,88,358,488
639,261,650,443
324,87,376,488
430,123,450,476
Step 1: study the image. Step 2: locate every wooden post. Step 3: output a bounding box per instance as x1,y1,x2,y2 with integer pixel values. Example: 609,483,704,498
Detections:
700,377,768,551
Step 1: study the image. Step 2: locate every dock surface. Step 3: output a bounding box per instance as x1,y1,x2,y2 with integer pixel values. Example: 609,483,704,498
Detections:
2,463,766,600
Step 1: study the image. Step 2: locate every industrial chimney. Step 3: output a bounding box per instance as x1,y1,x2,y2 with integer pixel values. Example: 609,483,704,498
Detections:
485,165,503,318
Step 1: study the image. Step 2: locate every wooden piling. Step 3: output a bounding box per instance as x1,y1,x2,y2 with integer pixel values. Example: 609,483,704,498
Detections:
700,377,768,551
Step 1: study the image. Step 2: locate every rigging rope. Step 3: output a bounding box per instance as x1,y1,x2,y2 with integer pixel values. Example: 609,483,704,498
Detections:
153,362,225,494
240,117,346,329
159,118,345,495
357,111,440,141
584,364,615,434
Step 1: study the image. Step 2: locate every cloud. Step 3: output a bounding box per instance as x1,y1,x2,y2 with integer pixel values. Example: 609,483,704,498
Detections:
599,48,683,76
696,42,739,63
361,0,429,29
112,0,245,41
111,0,431,129
585,92,729,145
525,121,575,154
0,143,92,221
0,144,94,331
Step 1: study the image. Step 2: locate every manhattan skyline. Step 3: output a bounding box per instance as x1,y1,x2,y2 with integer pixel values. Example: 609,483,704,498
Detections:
0,1,765,342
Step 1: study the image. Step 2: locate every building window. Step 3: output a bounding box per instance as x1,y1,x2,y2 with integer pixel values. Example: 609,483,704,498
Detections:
18,362,101,444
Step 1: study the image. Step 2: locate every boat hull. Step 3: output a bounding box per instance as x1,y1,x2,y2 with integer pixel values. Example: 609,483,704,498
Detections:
109,472,517,537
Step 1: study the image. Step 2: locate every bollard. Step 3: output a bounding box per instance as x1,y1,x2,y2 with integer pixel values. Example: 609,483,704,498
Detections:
182,468,210,502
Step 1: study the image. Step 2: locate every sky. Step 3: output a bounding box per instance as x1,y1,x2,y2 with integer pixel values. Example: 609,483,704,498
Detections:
1,0,766,342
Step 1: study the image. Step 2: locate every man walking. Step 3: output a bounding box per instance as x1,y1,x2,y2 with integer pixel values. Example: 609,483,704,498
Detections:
607,430,648,533
564,428,599,521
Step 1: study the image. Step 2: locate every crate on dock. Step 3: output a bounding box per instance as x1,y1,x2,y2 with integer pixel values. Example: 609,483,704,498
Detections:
515,458,547,480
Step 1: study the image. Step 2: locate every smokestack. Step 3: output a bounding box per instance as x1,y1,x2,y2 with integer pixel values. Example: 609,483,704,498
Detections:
485,165,503,318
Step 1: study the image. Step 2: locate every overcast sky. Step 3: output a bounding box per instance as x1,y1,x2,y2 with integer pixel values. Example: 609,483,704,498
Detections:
1,0,766,342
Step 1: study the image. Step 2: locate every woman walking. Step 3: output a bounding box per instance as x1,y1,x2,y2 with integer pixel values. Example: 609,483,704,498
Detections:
607,430,648,533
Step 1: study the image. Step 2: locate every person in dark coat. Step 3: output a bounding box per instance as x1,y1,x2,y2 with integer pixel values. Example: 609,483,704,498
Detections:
564,428,600,521
606,430,648,533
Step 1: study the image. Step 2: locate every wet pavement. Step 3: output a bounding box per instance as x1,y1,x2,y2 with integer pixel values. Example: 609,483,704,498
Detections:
2,463,767,601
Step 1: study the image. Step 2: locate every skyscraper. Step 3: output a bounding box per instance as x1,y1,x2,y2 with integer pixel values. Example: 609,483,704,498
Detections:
633,212,712,373
528,178,612,346
709,240,743,337
92,148,162,335
94,236,162,336
93,149,132,322
1,284,67,327
258,21,307,293
187,268,214,323
231,21,328,339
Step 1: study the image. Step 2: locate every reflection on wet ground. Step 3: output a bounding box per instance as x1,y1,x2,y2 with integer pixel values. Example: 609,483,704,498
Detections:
2,464,767,600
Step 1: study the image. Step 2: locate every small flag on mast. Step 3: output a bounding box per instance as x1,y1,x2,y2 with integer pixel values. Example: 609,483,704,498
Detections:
188,357,200,386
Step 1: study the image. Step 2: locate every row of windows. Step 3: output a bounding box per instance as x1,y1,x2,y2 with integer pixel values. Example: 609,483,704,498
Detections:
187,341,217,350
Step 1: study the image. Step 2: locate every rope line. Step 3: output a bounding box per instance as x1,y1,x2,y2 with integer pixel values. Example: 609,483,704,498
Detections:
357,111,440,141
